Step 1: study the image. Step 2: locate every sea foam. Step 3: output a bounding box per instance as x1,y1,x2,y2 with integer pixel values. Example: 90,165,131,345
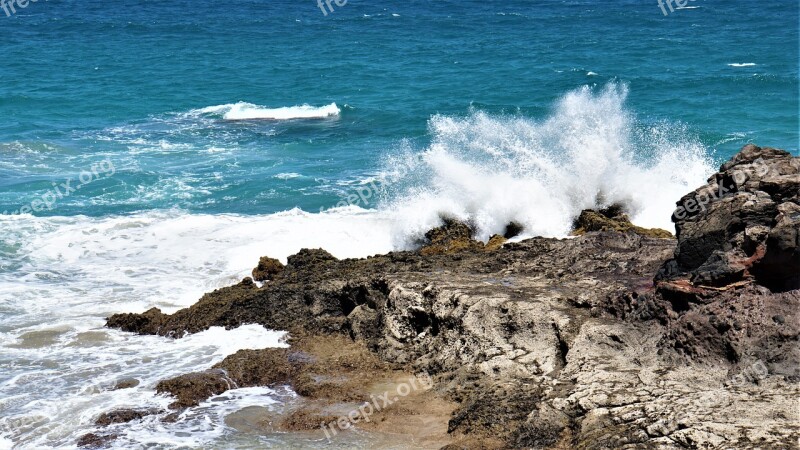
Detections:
194,102,341,120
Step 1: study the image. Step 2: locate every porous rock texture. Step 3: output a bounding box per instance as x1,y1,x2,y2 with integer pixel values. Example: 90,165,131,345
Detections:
103,145,799,449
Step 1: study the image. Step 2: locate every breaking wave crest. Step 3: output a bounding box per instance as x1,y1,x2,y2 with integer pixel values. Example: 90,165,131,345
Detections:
383,83,716,245
193,102,341,120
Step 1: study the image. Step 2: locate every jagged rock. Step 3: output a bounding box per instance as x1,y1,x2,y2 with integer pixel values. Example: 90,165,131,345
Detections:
420,218,484,255
252,256,284,281
107,278,263,337
110,224,797,448
105,307,168,336
572,205,674,238
420,219,514,255
95,408,161,426
155,348,300,408
286,248,337,269
503,222,524,239
112,378,139,390
484,234,507,251
214,348,295,386
662,286,800,377
77,433,117,448
658,144,799,291
156,369,235,409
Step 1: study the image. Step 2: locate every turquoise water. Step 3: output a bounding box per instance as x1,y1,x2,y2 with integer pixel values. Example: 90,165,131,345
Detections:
0,0,797,218
0,1,798,448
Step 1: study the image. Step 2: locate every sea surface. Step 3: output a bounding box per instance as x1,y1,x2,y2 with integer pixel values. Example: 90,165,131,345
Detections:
0,0,798,448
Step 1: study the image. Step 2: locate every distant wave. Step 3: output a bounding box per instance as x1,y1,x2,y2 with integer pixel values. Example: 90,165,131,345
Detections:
273,172,302,180
715,132,748,146
194,102,341,120
728,63,757,67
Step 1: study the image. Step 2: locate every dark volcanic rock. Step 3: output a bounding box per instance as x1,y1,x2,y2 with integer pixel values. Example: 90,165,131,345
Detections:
503,221,524,239
214,348,294,386
286,248,337,269
95,408,161,426
156,369,235,409
77,433,117,448
252,256,285,281
106,307,168,336
572,204,674,238
658,144,799,291
419,218,514,255
112,378,139,390
420,218,484,255
108,278,265,337
155,348,298,408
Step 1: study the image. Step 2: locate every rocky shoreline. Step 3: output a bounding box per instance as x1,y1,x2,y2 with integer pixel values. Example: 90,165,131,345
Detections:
94,145,799,449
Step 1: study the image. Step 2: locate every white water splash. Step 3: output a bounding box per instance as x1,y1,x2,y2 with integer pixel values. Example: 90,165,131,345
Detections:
382,83,715,245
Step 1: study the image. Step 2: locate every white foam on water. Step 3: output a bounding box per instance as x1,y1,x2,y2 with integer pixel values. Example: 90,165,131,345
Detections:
108,386,288,449
273,172,303,180
194,102,341,121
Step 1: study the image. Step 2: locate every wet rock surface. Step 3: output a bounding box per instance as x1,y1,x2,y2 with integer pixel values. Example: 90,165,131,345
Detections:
76,432,117,448
94,408,161,426
106,146,799,449
156,369,238,409
112,378,139,390
572,204,674,239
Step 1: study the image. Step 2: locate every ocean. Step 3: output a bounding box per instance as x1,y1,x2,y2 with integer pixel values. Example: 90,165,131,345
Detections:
0,0,798,448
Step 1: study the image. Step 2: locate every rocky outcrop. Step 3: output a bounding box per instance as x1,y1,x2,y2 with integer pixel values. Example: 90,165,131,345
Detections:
251,256,284,281
572,205,674,239
104,145,800,449
94,408,161,426
418,218,514,255
419,218,485,255
657,144,799,292
77,433,117,449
